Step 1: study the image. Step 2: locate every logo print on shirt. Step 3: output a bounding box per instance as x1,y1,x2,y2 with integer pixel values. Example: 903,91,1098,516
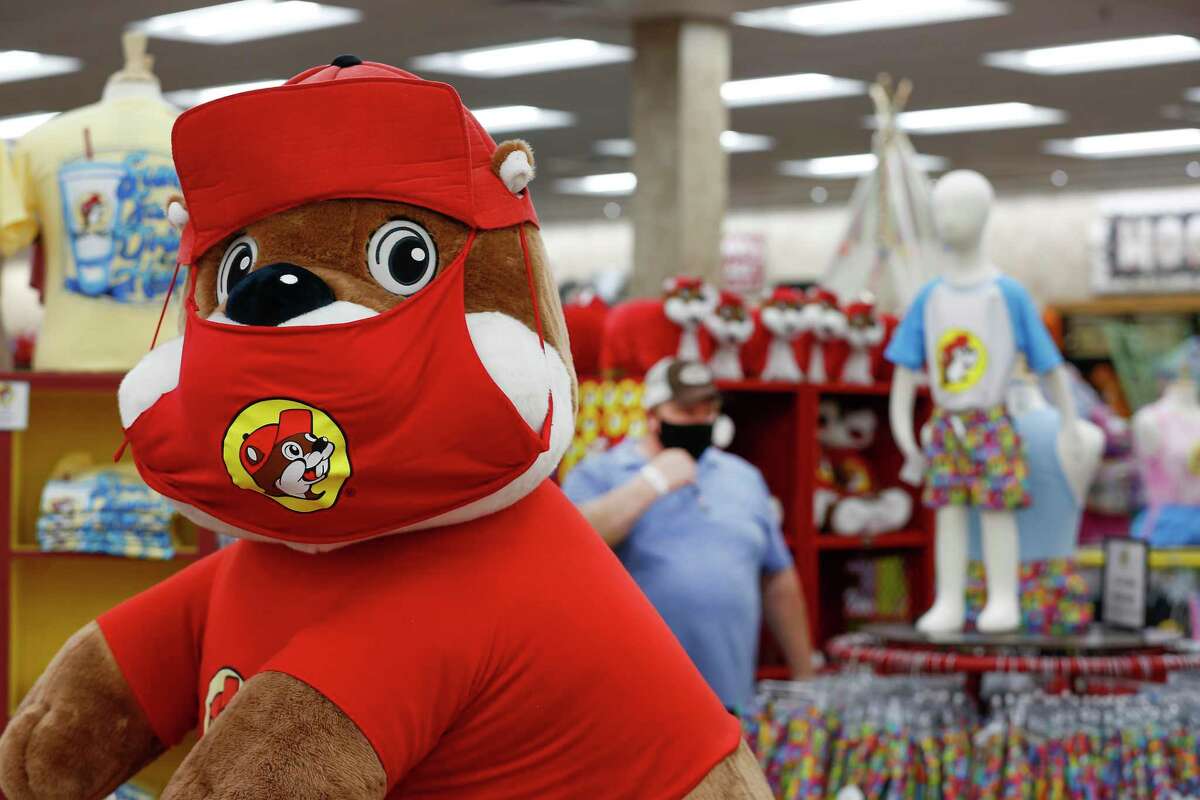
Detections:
936,329,988,393
204,667,245,734
222,399,352,513
56,151,182,304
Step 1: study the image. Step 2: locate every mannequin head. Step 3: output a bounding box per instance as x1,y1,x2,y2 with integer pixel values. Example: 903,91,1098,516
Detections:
932,170,994,251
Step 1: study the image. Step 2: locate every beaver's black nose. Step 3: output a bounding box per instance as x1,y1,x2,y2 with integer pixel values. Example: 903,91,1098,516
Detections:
226,263,335,326
314,436,329,449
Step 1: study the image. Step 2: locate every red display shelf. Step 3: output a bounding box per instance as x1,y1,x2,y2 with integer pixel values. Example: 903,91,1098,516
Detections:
815,530,928,551
0,371,124,392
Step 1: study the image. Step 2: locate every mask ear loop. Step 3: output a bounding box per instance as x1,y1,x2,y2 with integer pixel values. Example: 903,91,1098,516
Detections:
113,255,189,462
518,224,554,442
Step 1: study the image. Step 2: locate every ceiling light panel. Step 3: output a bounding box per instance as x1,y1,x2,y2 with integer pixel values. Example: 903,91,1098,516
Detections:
0,51,81,84
165,79,285,108
735,0,1008,36
556,172,637,196
132,1,361,45
1044,128,1200,159
722,73,865,108
471,105,575,134
780,152,949,178
411,38,631,78
984,35,1200,75
594,131,775,157
870,102,1067,135
0,111,59,140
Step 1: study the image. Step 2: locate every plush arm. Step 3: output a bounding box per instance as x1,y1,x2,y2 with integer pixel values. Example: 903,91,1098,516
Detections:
0,622,164,800
162,672,386,800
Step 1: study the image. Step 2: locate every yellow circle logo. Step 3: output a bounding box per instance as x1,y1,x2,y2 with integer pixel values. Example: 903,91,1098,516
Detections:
222,399,351,513
936,329,988,393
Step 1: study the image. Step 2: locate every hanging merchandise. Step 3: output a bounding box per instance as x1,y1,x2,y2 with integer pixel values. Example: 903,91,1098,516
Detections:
742,674,976,800
821,75,939,315
745,677,1200,800
37,455,175,559
1,33,182,371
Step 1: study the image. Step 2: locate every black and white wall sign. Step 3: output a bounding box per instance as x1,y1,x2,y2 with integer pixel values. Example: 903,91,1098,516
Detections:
1100,537,1149,630
1090,193,1200,294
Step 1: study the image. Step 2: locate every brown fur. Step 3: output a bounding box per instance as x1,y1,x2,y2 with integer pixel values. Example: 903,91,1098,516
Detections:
684,740,775,800
0,622,164,800
161,672,385,800
192,200,575,405
490,139,535,179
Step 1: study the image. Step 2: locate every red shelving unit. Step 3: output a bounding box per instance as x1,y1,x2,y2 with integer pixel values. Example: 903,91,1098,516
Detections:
717,380,935,648
0,371,216,790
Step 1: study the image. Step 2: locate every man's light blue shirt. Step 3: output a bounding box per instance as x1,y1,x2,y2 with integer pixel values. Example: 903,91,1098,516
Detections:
562,440,793,710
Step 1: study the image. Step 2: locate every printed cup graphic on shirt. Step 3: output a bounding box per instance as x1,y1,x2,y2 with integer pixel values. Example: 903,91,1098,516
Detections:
56,151,182,304
222,399,351,513
58,162,126,296
204,667,244,733
937,329,988,393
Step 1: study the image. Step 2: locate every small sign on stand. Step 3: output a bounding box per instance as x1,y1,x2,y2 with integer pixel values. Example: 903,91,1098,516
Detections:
1100,537,1149,630
0,381,30,431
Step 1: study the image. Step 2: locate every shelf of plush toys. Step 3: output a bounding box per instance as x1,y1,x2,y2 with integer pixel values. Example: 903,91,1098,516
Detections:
713,379,936,647
0,370,215,791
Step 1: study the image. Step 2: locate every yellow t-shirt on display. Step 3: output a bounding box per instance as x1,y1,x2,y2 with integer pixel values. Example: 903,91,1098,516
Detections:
1,142,35,256
3,96,182,372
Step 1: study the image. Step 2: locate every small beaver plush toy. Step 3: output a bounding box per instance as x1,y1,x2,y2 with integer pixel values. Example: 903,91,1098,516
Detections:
0,59,773,800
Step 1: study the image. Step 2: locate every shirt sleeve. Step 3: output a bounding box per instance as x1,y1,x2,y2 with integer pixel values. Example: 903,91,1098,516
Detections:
0,142,38,256
262,587,481,791
753,471,793,575
883,280,935,371
998,276,1063,374
97,549,226,747
561,452,618,506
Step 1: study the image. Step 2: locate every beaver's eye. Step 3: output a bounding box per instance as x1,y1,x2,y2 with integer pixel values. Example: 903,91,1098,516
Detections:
366,220,438,296
217,234,258,306
281,442,304,461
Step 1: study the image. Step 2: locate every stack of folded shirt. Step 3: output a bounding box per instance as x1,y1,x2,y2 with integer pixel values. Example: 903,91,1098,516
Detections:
105,782,155,800
38,466,175,559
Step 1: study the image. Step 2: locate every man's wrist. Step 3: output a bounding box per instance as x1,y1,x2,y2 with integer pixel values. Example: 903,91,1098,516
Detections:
638,464,669,496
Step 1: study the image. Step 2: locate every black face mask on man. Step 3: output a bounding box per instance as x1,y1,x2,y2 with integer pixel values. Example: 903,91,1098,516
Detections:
658,420,714,461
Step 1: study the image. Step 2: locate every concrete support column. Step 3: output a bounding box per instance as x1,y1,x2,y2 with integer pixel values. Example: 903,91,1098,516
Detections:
629,17,730,297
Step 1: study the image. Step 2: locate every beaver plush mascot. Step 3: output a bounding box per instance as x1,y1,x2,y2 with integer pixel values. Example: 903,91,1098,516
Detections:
0,58,773,800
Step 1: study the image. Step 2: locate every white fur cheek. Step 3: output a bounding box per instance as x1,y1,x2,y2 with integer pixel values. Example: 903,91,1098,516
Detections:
663,297,688,325
761,306,785,333
118,336,184,429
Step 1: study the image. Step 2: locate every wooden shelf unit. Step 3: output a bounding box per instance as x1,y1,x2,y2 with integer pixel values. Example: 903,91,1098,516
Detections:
716,380,935,646
0,371,216,792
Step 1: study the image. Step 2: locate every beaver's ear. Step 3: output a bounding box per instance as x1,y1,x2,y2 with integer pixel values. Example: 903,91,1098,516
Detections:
492,140,534,195
166,195,189,231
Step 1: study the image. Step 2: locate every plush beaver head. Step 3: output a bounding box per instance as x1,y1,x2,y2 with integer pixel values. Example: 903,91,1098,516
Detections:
117,59,577,551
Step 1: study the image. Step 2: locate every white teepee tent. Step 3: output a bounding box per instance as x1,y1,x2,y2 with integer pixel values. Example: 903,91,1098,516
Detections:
821,76,939,315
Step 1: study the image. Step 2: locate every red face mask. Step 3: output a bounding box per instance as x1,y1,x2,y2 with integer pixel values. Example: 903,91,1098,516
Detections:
121,230,557,547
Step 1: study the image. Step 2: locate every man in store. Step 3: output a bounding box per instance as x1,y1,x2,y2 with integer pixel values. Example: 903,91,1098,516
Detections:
563,357,815,710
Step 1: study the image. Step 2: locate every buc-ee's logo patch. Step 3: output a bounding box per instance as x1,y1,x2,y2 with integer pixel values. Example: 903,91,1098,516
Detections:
222,399,351,512
936,329,988,393
204,667,244,734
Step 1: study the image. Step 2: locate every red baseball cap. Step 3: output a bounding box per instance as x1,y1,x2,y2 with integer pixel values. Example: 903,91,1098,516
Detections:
239,408,315,475
173,56,538,264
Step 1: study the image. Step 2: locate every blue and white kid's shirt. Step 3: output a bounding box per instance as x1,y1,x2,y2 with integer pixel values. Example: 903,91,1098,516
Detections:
884,273,1062,411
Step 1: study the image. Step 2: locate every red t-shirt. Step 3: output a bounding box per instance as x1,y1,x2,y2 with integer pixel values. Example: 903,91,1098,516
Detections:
99,482,739,798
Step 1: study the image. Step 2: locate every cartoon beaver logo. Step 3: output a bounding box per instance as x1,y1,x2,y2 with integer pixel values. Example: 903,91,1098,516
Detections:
222,399,351,512
936,329,988,393
240,408,334,500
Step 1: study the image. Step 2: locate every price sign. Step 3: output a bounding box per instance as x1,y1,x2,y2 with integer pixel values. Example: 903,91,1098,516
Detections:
1100,537,1149,630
